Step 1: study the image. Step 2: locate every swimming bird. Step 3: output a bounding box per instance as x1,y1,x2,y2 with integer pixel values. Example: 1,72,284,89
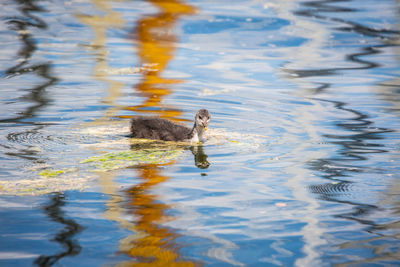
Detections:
130,109,210,142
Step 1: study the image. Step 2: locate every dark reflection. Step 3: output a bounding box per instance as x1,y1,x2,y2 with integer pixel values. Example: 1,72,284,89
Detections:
1,0,57,124
295,1,399,39
285,45,387,83
308,99,387,216
190,145,210,169
285,46,383,80
290,0,399,195
2,4,78,264
285,0,400,84
289,0,400,264
34,193,83,267
0,0,57,166
315,99,392,160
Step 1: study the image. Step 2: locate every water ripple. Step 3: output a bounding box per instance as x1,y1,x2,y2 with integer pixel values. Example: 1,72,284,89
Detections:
7,130,66,146
309,181,353,197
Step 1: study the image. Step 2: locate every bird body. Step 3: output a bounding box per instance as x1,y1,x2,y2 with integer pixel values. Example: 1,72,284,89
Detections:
130,109,210,143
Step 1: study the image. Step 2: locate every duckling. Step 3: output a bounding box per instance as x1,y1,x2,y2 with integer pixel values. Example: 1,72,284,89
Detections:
130,109,210,142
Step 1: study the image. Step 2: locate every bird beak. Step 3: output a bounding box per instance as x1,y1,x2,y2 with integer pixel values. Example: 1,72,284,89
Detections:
202,119,208,130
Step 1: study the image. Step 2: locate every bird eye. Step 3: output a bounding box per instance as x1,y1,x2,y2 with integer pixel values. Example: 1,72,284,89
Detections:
199,115,203,119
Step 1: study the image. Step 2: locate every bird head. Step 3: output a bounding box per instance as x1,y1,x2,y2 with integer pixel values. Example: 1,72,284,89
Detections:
195,109,210,131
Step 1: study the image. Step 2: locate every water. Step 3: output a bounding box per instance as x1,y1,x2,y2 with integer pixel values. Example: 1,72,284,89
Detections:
1,0,400,266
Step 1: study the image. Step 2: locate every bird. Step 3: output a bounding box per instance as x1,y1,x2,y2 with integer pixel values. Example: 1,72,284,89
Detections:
130,109,210,142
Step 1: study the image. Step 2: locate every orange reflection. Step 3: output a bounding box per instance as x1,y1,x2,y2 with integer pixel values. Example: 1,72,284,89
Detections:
118,164,195,266
120,0,197,266
125,0,195,121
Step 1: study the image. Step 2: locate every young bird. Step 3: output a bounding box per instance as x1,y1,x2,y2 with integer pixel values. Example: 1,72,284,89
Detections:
130,109,210,142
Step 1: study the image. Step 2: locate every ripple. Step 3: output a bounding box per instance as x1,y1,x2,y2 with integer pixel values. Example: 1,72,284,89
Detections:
7,130,67,146
309,181,353,197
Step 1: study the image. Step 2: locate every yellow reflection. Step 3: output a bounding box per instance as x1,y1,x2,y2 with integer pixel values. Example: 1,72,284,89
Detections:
75,0,141,252
125,0,195,121
76,0,126,124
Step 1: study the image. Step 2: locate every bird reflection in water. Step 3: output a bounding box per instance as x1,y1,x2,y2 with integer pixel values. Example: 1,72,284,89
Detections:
190,145,210,169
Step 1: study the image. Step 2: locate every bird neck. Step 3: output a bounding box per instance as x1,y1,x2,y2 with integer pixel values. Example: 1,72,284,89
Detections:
189,122,205,143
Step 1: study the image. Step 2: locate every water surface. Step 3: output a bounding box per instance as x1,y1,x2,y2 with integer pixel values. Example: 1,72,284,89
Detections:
1,0,400,266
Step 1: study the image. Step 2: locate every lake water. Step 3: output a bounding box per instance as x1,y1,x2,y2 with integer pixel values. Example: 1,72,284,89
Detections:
1,0,400,266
